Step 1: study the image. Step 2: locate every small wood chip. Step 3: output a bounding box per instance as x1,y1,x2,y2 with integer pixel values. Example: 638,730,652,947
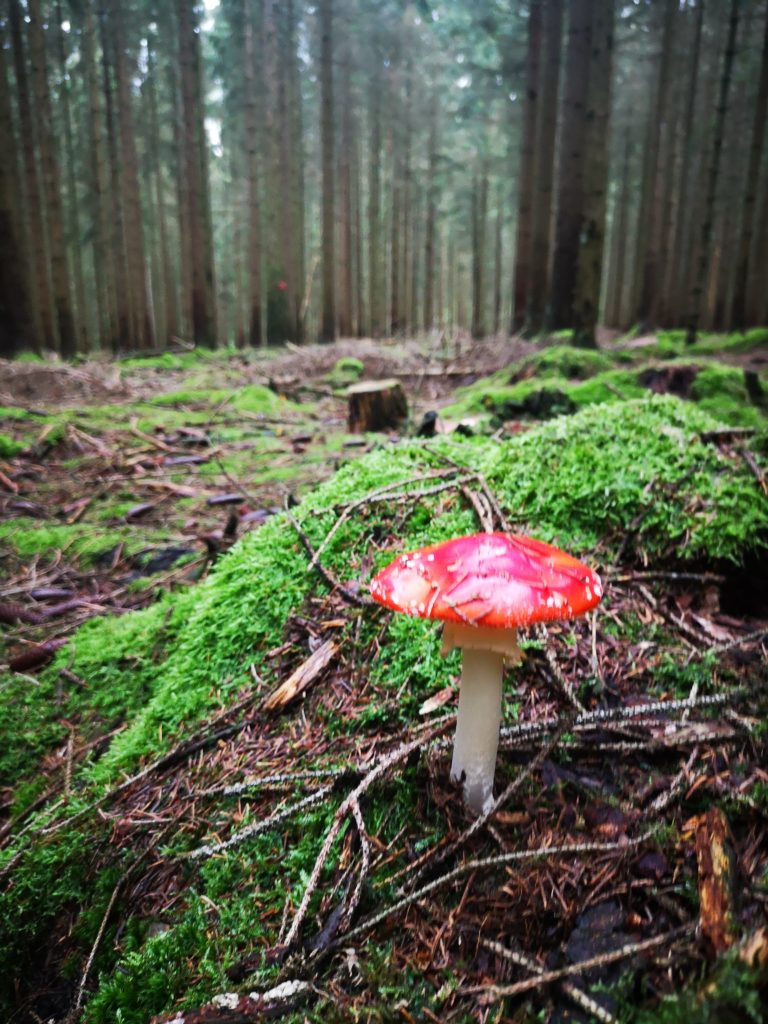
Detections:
691,806,738,955
262,639,338,711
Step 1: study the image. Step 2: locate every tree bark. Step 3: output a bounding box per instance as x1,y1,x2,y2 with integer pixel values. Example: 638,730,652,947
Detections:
423,95,438,332
82,2,114,350
512,0,542,333
663,0,703,327
634,0,676,329
319,0,336,342
527,0,564,335
572,0,614,348
111,0,153,349
28,0,76,357
243,0,262,346
471,165,488,339
177,0,217,347
686,0,739,345
604,130,632,328
0,19,34,356
9,0,53,351
731,7,768,331
548,0,592,330
368,70,383,336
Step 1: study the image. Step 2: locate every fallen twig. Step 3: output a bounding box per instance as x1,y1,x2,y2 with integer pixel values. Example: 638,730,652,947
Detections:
472,924,692,1002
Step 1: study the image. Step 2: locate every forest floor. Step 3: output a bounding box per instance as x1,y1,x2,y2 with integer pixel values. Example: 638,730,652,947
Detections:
1,329,768,1024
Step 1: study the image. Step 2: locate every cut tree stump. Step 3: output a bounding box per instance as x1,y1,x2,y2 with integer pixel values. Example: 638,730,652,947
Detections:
347,379,408,433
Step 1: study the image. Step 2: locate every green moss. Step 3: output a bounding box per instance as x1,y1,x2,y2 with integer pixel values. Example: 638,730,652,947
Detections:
150,384,286,415
326,356,365,388
511,344,615,381
0,516,153,563
633,943,768,1023
0,406,32,420
0,432,24,457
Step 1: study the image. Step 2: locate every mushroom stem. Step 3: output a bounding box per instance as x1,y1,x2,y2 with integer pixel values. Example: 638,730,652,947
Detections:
450,647,505,814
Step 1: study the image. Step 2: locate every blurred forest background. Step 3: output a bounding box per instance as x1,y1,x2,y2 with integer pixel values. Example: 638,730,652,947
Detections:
1,0,767,359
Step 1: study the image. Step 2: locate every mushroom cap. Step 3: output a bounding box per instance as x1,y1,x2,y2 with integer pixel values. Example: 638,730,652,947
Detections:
370,532,602,628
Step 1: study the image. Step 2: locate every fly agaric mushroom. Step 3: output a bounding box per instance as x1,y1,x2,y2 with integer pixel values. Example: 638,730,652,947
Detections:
370,532,602,814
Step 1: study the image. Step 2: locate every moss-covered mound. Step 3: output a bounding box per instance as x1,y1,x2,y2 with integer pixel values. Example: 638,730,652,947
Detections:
442,346,768,428
1,396,766,1022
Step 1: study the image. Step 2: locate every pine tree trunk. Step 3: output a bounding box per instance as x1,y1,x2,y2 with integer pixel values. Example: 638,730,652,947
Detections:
0,20,34,356
511,0,542,333
572,0,614,348
686,0,739,345
549,0,592,330
337,36,353,337
100,9,131,351
54,0,88,351
527,0,564,334
731,8,768,331
368,73,382,336
28,0,76,357
175,0,216,347
492,183,503,334
82,2,113,350
423,95,438,331
605,131,632,328
111,0,153,349
319,0,336,342
242,0,262,346
471,166,488,339
666,0,704,327
147,35,178,348
9,0,54,351
633,0,676,329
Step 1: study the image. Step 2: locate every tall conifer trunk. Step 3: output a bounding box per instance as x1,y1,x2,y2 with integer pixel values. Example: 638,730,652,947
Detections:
28,0,76,357
549,0,592,330
319,0,336,342
511,0,542,333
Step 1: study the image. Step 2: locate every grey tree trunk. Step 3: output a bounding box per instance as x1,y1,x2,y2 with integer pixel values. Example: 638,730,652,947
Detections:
686,0,739,345
572,0,614,348
512,0,542,333
319,0,336,342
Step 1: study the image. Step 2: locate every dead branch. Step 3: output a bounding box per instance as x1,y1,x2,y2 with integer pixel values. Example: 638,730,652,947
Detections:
284,504,372,607
473,925,692,1002
480,938,620,1024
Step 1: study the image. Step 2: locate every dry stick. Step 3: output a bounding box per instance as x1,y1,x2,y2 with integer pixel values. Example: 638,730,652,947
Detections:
333,834,651,951
186,782,338,860
202,768,343,798
711,627,768,656
647,745,701,816
343,797,371,929
284,503,372,608
460,484,494,533
308,469,460,569
471,925,693,1002
68,868,131,1019
480,938,620,1024
282,726,448,952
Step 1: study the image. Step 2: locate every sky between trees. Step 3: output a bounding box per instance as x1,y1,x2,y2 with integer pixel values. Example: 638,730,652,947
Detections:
0,0,767,357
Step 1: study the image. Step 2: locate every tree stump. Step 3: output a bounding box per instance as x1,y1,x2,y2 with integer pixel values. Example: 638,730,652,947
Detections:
347,379,408,433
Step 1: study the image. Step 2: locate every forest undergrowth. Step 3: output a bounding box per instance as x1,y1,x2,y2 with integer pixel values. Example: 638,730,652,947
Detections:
1,333,767,1023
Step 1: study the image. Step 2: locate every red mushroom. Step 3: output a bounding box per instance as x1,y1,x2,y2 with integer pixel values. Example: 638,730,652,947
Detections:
370,532,602,814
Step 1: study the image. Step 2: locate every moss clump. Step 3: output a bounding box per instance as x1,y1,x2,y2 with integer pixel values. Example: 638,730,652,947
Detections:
150,384,286,415
0,432,24,457
511,344,615,381
327,356,365,387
